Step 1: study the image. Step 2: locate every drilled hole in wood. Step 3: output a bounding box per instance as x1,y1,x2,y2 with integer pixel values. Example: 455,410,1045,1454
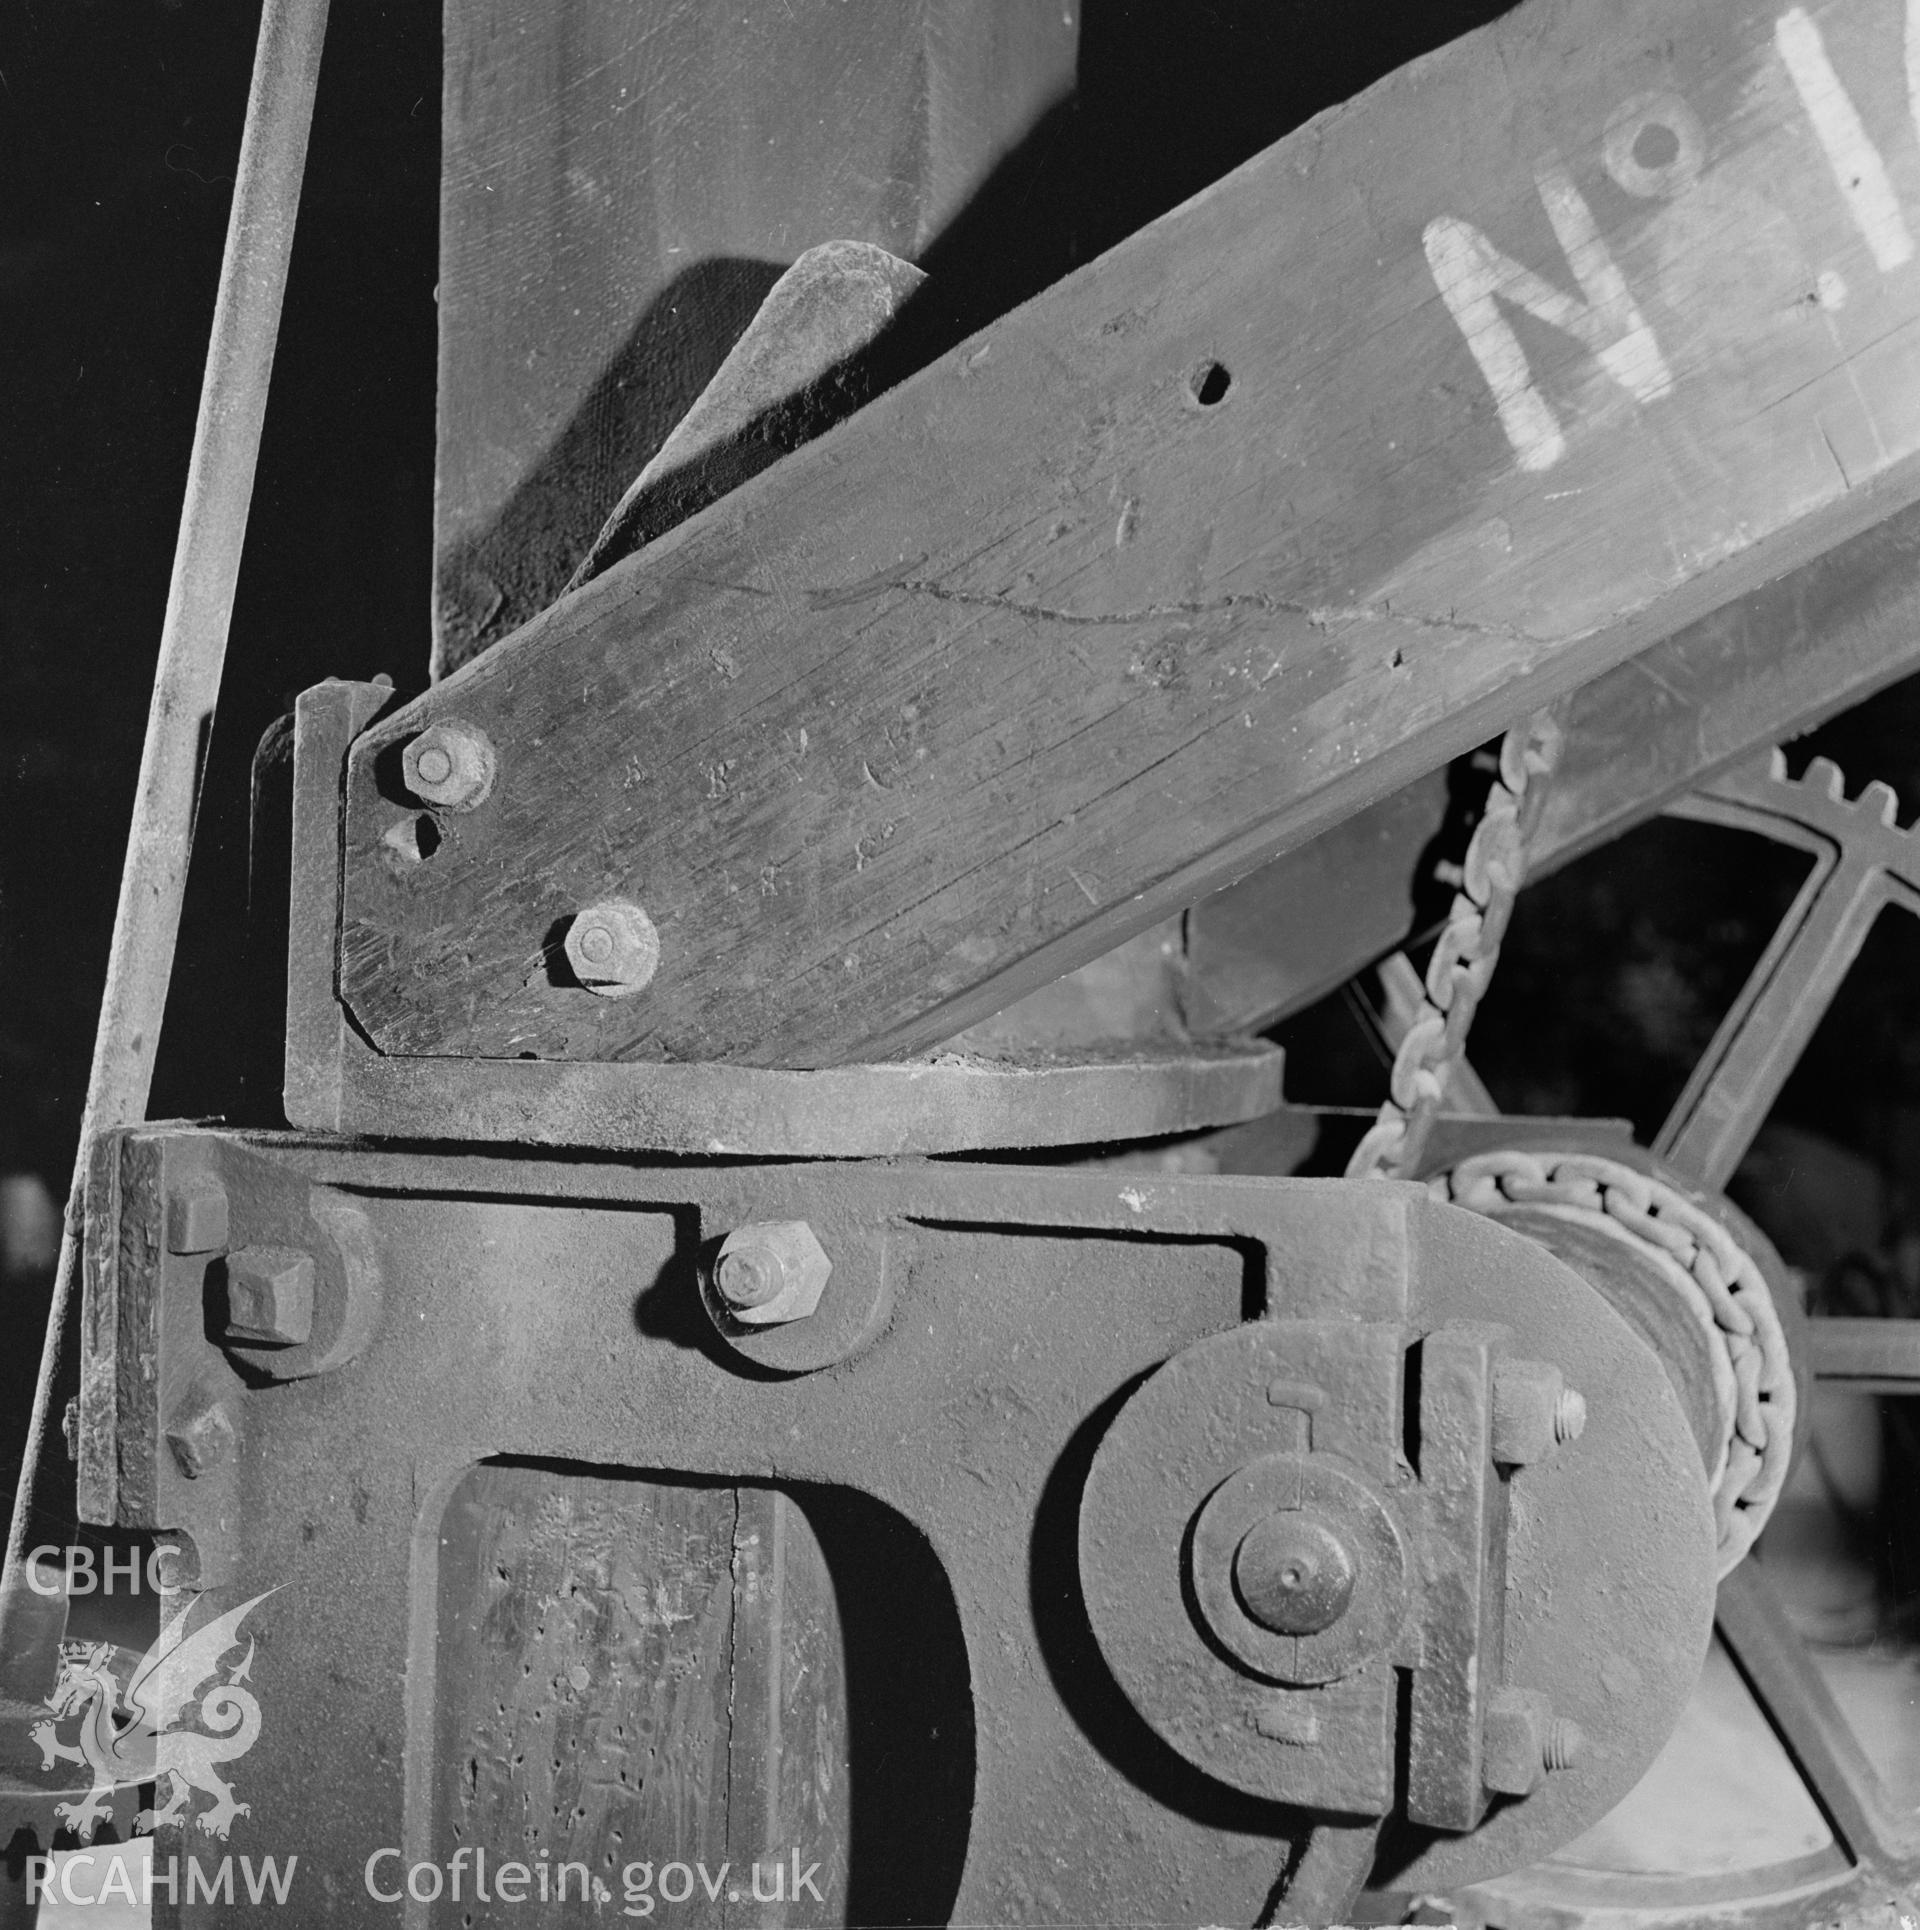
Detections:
381,812,441,863
1190,360,1232,406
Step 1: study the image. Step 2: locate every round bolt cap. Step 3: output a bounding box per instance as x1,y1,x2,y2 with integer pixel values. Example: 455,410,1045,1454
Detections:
708,1221,832,1326
1233,1512,1357,1636
715,1245,785,1310
402,720,496,811
565,900,660,998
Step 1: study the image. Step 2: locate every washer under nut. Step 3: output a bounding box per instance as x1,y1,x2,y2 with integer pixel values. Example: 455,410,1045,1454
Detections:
565,900,660,997
402,719,496,811
710,1221,832,1326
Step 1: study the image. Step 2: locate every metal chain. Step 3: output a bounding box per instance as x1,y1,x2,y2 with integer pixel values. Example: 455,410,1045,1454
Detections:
1430,1149,1797,1574
1346,709,1564,1181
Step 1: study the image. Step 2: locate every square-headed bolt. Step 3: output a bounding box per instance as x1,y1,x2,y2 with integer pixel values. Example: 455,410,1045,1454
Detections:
1483,1686,1550,1796
224,1246,315,1347
710,1221,832,1326
166,1179,230,1256
165,1390,236,1480
1491,1357,1587,1467
1484,1686,1584,1796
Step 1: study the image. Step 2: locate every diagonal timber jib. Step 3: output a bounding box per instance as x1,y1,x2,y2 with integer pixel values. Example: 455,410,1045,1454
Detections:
340,0,1920,1069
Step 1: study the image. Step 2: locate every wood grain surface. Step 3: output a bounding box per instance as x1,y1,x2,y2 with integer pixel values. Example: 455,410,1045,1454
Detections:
360,0,1920,1067
1184,486,1920,1037
433,0,1075,675
432,1468,848,1925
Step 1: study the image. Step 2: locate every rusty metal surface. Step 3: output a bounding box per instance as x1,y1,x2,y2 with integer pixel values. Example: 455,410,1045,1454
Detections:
282,681,1287,1154
51,1125,1725,1926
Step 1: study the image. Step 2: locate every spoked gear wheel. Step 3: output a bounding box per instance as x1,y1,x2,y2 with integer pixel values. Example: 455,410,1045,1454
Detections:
1380,748,1920,1929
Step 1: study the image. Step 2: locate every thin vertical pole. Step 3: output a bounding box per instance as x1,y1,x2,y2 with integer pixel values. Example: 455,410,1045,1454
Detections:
3,0,333,1596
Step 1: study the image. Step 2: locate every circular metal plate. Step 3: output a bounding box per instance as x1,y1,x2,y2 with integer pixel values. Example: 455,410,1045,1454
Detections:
1191,1451,1410,1684
1079,1195,1719,1886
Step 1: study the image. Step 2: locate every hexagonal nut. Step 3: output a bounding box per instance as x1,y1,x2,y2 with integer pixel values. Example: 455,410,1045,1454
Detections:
1491,1357,1584,1467
224,1246,315,1347
1482,1686,1552,1797
565,900,660,997
165,1178,230,1255
166,1394,236,1480
710,1221,832,1327
402,719,496,811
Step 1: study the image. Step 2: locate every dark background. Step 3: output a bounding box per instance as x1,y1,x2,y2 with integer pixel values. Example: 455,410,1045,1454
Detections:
2,0,1530,1207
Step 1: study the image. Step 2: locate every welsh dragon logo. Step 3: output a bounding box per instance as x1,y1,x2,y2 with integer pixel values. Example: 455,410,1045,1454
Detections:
32,1590,274,1842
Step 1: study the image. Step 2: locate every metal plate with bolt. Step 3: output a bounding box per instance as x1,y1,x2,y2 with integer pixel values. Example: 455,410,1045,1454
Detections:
1079,1204,1713,1876
76,1125,1716,1921
563,899,659,998
288,682,1290,1155
401,720,495,812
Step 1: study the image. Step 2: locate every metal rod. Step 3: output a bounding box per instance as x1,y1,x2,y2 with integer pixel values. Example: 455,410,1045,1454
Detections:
3,0,333,1596
1810,1314,1920,1389
1717,1559,1920,1868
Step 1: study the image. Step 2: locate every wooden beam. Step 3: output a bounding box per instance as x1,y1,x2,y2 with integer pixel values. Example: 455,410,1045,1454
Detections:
351,0,1920,1067
1187,492,1920,1035
433,0,1075,676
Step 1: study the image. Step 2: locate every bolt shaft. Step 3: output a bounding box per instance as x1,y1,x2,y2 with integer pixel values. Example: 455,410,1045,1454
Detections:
716,1246,783,1309
1544,1716,1584,1770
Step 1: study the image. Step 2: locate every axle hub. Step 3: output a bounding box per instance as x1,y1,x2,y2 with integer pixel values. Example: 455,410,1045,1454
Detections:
1078,1190,1721,1890
1235,1512,1355,1635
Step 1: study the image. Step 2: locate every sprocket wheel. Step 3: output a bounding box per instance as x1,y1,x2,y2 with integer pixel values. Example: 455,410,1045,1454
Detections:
1385,748,1920,1928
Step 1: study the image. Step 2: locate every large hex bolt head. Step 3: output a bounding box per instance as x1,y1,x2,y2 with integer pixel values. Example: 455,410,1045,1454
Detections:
710,1221,832,1327
565,900,660,997
1233,1512,1357,1636
402,719,496,811
1491,1357,1587,1467
1483,1686,1585,1796
223,1246,315,1347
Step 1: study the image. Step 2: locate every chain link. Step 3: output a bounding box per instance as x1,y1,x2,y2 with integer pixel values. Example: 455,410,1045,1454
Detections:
1430,1149,1796,1573
1346,709,1564,1181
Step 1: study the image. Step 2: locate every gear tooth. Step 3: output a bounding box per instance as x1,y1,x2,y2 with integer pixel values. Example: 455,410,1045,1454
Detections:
1766,746,1790,782
1863,778,1901,826
1804,756,1847,802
